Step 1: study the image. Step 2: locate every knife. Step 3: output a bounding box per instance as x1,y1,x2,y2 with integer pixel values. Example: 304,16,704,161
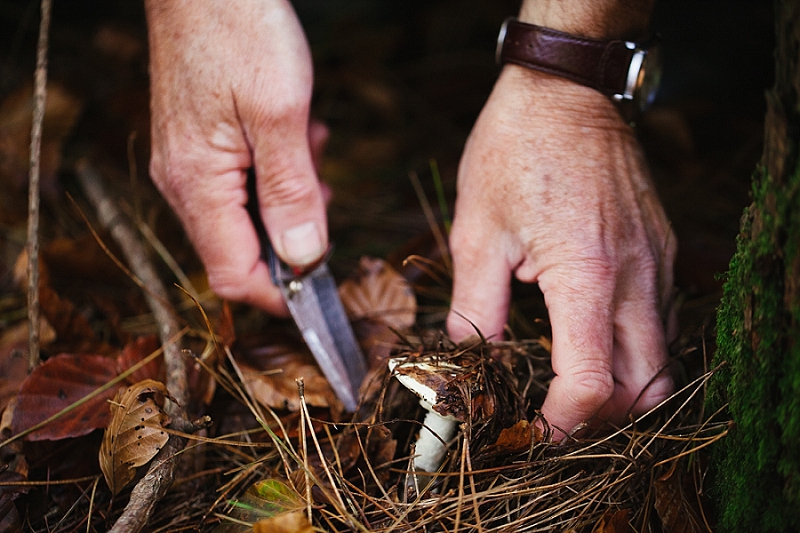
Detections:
247,171,367,411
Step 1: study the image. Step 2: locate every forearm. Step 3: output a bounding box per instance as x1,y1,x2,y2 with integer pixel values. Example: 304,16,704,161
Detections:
517,0,654,40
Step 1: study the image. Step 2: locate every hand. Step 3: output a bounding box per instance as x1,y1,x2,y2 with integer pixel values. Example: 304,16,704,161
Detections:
145,0,328,315
446,66,677,439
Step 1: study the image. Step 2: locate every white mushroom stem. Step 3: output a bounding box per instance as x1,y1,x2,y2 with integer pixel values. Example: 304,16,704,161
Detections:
389,358,462,475
413,400,458,473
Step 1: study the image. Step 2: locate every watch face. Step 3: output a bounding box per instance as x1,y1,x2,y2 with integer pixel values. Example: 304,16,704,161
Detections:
635,42,662,113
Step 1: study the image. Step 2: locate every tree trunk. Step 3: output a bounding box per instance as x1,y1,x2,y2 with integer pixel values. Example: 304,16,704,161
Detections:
709,1,800,531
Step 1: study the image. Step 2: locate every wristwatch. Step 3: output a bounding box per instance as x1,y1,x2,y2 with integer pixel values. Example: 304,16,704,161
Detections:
496,18,662,117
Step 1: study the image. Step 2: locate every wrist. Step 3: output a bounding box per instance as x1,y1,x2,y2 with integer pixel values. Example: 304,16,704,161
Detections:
496,65,625,130
517,0,654,40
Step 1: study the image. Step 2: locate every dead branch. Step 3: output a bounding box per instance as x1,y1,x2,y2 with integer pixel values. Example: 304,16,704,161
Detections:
75,160,189,533
26,0,52,371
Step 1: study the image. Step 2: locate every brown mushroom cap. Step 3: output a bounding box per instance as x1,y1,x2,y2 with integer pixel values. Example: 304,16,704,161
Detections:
389,358,471,421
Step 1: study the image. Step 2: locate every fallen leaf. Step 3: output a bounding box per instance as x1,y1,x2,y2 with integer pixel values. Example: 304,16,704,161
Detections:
116,335,163,385
99,379,172,494
0,321,55,412
253,511,313,533
339,257,416,329
230,479,306,522
214,478,307,533
238,341,336,411
11,354,119,441
483,420,536,455
13,250,113,355
591,508,631,533
654,461,706,533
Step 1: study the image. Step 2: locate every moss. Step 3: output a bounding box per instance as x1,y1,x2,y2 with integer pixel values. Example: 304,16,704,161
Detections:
709,163,800,531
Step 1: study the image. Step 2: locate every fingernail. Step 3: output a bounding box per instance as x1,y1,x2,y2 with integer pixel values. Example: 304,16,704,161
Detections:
280,222,324,267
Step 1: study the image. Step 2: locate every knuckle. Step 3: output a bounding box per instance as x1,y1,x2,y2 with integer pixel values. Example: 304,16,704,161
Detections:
632,374,673,414
564,367,615,413
258,169,319,208
449,218,489,260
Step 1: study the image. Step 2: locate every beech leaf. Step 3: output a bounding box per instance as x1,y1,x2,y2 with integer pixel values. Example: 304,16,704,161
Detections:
238,341,336,411
99,379,172,494
116,335,163,385
0,321,50,413
215,479,307,532
11,353,119,441
591,509,631,533
253,511,313,533
483,420,540,455
338,257,416,329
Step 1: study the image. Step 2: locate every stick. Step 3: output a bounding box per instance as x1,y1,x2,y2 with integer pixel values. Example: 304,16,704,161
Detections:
75,161,188,533
26,0,52,371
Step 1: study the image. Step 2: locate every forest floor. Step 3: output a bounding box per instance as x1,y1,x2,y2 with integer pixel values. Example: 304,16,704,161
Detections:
0,1,774,531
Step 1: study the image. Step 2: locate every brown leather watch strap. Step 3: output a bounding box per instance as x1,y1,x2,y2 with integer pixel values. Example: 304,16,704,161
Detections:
498,19,637,98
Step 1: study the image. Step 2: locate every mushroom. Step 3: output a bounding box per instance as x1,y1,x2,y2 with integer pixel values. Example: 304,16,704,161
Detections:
388,357,466,475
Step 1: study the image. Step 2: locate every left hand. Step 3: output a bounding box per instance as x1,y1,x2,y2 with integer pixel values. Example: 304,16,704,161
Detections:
446,65,677,438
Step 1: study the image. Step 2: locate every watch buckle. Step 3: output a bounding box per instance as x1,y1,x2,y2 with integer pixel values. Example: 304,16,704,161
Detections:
613,43,645,102
495,17,514,65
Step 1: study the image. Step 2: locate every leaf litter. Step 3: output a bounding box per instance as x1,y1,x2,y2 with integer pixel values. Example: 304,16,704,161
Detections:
0,237,726,532
0,20,728,530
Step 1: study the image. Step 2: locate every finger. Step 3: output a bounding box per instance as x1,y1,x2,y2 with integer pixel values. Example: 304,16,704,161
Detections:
447,224,513,342
537,265,616,440
252,123,329,270
177,169,290,316
598,258,674,422
601,296,673,422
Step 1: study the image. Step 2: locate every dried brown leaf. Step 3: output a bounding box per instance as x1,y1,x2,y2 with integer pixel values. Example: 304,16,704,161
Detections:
99,379,172,494
0,321,55,412
11,354,119,441
253,511,313,533
238,341,337,411
13,249,114,355
484,420,535,455
116,335,163,385
591,509,631,533
654,461,707,533
339,257,416,330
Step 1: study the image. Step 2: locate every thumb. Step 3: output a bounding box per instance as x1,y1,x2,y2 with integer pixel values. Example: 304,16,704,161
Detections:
253,125,329,269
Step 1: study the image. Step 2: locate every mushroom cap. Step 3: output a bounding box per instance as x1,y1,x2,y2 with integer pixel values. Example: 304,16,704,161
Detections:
389,357,469,421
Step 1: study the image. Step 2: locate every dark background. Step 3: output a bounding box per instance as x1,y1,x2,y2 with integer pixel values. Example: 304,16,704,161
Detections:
0,0,776,334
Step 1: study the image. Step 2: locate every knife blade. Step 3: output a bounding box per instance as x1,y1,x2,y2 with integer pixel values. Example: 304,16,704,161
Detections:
266,243,367,412
246,169,366,411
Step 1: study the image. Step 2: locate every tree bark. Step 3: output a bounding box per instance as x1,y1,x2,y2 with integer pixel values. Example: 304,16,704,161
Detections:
709,1,800,531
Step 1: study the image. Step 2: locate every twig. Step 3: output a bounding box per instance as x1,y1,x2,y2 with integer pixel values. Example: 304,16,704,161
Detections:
75,160,189,533
26,0,52,371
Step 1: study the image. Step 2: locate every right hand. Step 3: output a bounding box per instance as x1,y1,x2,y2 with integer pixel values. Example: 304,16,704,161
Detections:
145,0,328,315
